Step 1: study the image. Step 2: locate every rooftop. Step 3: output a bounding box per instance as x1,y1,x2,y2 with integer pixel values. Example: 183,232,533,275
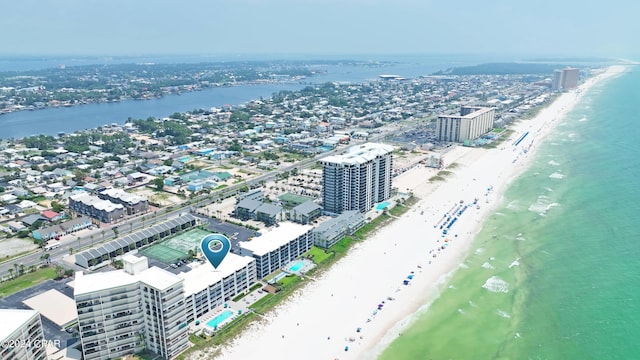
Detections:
320,142,393,166
74,270,139,296
178,253,255,297
239,222,313,257
0,309,40,341
136,266,183,291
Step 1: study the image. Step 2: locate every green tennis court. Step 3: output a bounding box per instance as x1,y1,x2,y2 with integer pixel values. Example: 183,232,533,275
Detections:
139,228,212,264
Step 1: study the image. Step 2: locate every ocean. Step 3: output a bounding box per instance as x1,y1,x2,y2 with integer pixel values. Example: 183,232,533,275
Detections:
379,67,640,359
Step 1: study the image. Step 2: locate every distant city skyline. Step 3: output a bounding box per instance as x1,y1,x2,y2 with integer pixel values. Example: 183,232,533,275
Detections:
1,0,638,58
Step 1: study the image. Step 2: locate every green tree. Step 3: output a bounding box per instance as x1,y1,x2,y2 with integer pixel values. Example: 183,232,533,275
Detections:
153,177,165,191
40,253,51,266
51,201,65,213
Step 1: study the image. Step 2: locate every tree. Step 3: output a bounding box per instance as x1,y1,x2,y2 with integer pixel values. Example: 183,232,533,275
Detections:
153,177,164,191
19,264,25,276
54,266,65,279
41,253,51,266
8,268,14,279
51,201,65,213
69,247,73,255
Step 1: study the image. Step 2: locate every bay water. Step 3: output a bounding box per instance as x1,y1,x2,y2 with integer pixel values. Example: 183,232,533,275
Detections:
0,54,502,139
380,67,640,359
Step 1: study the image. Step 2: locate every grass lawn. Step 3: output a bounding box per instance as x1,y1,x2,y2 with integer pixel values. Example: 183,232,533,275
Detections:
277,274,301,289
304,246,332,265
0,267,57,298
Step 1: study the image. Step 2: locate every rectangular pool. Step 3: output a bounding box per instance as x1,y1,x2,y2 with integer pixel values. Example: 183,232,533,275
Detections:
289,261,305,272
376,201,390,210
206,309,234,329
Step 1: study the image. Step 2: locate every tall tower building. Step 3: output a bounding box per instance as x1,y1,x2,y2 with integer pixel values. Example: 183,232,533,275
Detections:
74,255,188,360
552,67,580,91
561,67,580,89
320,143,393,215
552,69,564,91
436,106,496,143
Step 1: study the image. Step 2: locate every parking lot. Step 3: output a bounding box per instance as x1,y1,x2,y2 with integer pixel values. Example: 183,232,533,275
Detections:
198,215,259,254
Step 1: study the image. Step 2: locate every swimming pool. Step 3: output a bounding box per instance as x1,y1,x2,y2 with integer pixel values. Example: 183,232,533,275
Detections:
376,201,391,210
289,261,305,272
206,310,234,329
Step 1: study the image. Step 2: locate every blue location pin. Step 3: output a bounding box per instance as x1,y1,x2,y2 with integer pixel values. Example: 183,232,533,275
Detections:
201,234,231,269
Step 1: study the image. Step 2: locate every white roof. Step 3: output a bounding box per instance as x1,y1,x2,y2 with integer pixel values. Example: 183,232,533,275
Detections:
71,193,124,212
23,289,77,327
239,222,313,257
74,270,139,296
75,265,182,295
179,253,255,297
321,142,393,166
100,188,147,204
136,267,183,291
0,309,39,341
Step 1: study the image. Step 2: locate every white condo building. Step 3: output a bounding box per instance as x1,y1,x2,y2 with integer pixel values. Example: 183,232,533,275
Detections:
436,106,496,143
320,143,394,215
1,309,46,360
74,255,188,360
179,253,257,323
239,222,314,279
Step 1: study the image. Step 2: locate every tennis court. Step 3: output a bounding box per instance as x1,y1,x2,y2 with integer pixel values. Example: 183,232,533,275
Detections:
139,228,212,264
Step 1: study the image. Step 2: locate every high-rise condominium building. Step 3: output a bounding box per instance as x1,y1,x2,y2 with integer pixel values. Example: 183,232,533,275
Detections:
561,67,580,89
74,255,188,360
436,106,496,143
1,309,47,360
320,143,393,215
552,67,580,91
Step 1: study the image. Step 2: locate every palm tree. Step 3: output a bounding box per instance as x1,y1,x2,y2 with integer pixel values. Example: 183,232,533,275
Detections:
19,264,25,276
8,268,14,279
90,234,95,246
101,230,106,242
29,265,36,273
13,263,19,276
40,253,51,266
69,247,74,255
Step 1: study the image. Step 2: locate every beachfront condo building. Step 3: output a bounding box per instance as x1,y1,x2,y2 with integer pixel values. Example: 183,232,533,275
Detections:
320,143,394,215
179,253,257,323
313,210,366,248
1,309,47,360
239,222,314,278
436,106,496,143
561,67,580,89
74,255,189,360
552,67,580,91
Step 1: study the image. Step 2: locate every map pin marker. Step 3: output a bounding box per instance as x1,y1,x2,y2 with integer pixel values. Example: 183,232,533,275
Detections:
201,234,231,269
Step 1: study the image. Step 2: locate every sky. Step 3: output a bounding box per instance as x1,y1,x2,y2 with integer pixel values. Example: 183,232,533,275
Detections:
1,0,638,58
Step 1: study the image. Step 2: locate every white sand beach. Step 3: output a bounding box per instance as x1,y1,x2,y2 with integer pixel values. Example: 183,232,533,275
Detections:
197,66,625,360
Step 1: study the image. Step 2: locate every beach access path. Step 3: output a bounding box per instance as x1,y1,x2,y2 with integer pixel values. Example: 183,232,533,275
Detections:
186,65,625,360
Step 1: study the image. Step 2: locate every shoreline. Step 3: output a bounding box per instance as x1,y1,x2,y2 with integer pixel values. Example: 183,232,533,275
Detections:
188,66,625,360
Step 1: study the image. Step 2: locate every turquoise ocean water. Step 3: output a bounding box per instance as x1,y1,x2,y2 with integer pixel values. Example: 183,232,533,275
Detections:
380,67,640,359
